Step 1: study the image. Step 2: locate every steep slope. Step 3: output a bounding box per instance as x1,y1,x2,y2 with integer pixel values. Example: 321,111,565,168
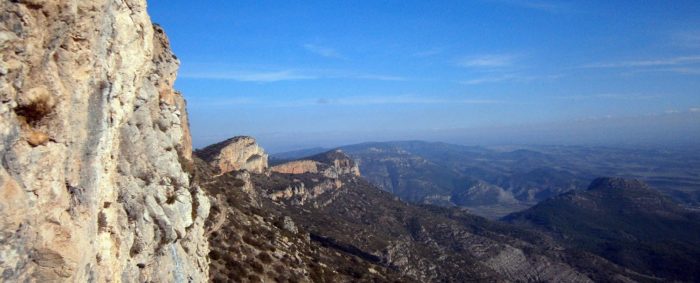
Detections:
195,157,408,282
0,1,209,281
504,177,700,282
252,149,644,282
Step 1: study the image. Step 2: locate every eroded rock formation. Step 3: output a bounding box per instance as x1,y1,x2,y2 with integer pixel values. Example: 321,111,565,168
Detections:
196,136,268,174
0,1,209,281
271,150,360,178
270,160,319,174
265,150,362,206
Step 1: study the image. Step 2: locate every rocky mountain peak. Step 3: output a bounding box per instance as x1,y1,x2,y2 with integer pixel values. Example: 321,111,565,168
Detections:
196,136,268,174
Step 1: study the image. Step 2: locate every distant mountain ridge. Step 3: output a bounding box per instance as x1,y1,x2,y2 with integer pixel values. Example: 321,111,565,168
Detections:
504,177,700,282
272,141,700,218
213,147,618,282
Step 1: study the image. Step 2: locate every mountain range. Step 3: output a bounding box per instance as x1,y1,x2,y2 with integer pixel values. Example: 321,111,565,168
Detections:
3,1,699,281
200,137,700,282
272,141,700,219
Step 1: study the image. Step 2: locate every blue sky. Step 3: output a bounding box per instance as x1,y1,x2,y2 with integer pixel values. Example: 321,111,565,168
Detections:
148,0,700,152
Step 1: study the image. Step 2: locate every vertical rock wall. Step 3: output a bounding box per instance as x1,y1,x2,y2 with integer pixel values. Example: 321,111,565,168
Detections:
196,136,269,175
0,1,209,282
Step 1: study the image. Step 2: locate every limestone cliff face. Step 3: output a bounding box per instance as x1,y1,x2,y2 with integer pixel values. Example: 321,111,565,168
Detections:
261,150,362,207
196,136,268,174
270,160,319,174
271,150,360,178
0,1,209,282
311,150,361,178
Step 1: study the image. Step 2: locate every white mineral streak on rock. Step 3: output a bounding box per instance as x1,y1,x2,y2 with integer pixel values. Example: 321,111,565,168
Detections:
0,1,209,281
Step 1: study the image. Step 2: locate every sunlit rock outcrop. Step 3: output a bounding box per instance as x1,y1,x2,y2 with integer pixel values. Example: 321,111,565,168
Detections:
196,136,268,175
270,160,319,174
271,149,360,178
0,1,209,281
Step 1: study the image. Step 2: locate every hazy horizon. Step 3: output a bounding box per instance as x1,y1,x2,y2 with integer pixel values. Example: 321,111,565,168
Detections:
148,1,700,153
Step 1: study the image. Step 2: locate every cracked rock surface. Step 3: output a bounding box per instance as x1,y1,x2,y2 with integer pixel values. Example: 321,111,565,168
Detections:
196,136,269,175
0,1,209,281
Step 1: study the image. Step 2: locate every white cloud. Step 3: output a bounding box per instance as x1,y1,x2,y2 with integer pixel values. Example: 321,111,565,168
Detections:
413,47,445,57
488,0,567,13
352,74,407,81
583,55,700,68
644,67,700,75
302,44,344,59
191,95,503,108
461,75,515,85
181,70,316,82
554,93,661,100
460,74,560,85
672,30,700,49
322,96,503,106
180,68,407,83
458,54,517,68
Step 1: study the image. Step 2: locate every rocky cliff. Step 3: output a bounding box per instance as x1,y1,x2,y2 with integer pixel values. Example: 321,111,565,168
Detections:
266,150,362,206
271,150,360,178
198,139,649,282
270,160,319,174
253,165,597,282
0,1,209,282
196,136,268,175
195,157,408,282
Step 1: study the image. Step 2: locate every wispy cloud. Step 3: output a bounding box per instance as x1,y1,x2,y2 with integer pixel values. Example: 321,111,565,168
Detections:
190,95,503,108
188,97,259,106
314,95,503,106
622,67,700,76
352,74,407,81
488,0,568,13
180,68,407,82
554,93,662,101
672,30,700,49
458,54,518,68
460,74,560,85
461,76,514,85
181,70,317,82
583,55,700,68
665,67,700,75
302,44,344,59
413,47,445,57
306,95,506,106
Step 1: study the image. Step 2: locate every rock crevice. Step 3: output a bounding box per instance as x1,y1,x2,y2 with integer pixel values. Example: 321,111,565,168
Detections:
0,1,209,281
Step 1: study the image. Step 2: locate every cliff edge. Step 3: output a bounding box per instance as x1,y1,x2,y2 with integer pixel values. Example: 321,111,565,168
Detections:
0,1,209,281
196,136,268,175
